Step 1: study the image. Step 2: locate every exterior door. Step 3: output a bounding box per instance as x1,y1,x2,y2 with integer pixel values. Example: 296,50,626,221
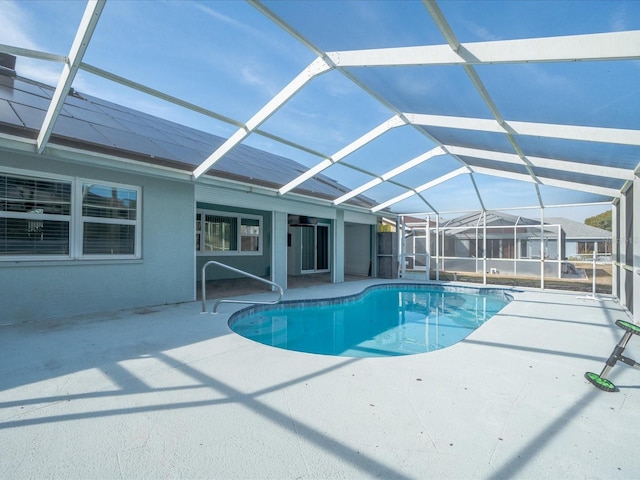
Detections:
300,224,330,273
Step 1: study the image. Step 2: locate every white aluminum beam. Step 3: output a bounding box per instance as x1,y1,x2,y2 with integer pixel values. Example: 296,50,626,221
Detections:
193,57,332,179
36,0,105,154
423,1,537,206
333,146,444,205
327,30,640,67
407,113,640,147
470,166,620,198
0,44,67,64
422,0,459,51
80,62,243,128
278,114,406,195
446,145,635,181
371,167,468,212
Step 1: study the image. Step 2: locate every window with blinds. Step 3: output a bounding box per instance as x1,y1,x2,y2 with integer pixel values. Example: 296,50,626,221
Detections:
81,183,138,255
196,209,261,255
0,173,71,256
0,170,140,260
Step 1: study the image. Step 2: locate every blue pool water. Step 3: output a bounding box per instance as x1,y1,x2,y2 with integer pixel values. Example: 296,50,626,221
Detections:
229,284,511,357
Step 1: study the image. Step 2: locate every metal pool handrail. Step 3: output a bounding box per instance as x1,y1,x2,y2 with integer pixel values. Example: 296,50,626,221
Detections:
201,260,284,314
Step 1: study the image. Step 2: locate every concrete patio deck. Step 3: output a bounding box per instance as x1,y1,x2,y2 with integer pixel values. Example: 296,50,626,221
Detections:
1,280,638,479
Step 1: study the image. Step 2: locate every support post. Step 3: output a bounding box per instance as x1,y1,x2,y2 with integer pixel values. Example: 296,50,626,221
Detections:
482,211,487,285
435,215,440,281
271,211,288,291
400,216,406,278
634,174,640,320
540,208,545,290
332,210,345,284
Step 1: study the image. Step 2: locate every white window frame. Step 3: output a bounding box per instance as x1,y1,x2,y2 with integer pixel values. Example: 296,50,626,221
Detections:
196,208,262,256
75,179,142,260
0,167,141,261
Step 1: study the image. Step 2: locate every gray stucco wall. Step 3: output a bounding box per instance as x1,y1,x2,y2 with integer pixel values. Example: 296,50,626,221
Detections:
0,153,195,323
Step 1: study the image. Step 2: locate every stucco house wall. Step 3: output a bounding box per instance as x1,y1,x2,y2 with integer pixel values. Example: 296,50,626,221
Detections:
0,151,195,323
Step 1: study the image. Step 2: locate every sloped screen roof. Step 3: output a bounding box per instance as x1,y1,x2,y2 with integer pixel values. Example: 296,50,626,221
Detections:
0,0,638,218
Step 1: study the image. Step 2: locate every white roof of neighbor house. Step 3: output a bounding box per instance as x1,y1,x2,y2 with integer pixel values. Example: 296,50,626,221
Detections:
545,217,612,240
0,1,639,216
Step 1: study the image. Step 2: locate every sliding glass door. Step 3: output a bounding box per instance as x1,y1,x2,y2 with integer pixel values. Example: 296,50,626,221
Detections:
300,224,330,273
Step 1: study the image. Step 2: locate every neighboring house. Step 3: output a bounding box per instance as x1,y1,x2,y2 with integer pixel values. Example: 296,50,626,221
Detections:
402,211,609,277
544,217,612,261
0,58,381,323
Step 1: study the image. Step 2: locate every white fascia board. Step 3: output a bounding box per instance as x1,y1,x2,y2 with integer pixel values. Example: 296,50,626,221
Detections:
278,115,405,195
36,0,105,154
446,145,634,180
193,57,332,179
327,30,640,67
407,113,640,147
196,179,378,219
470,166,620,198
0,133,194,183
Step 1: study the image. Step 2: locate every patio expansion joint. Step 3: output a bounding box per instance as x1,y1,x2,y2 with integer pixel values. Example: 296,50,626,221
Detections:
488,380,529,468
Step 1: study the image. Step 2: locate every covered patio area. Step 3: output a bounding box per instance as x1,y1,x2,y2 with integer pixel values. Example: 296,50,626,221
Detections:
2,280,637,479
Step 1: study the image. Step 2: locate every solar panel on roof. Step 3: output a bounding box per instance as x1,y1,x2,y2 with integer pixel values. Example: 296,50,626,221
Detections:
53,115,111,146
62,103,128,130
9,103,46,130
0,99,22,126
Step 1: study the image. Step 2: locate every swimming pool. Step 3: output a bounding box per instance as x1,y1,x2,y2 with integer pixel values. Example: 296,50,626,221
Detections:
229,284,512,357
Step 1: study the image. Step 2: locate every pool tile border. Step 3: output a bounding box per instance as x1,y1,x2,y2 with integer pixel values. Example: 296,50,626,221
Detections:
229,282,514,327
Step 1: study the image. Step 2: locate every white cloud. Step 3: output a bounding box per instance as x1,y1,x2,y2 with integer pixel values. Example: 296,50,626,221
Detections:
191,2,295,56
0,1,38,48
240,65,280,96
609,5,628,31
16,59,62,86
0,1,64,85
191,2,250,32
519,63,573,89
463,21,502,42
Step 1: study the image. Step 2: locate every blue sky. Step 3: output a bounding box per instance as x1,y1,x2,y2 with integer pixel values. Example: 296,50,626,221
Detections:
2,0,638,223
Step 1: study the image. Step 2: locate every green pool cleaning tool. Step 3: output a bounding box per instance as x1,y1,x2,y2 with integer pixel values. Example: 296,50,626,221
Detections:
585,320,640,392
